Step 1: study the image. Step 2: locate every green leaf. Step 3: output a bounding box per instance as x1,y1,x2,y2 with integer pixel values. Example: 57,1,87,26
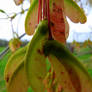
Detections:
25,20,49,92
4,46,26,85
48,55,77,92
7,62,29,92
0,9,6,14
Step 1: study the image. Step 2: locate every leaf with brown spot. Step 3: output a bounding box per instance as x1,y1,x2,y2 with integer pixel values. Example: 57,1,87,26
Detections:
25,20,49,92
25,0,38,35
7,62,29,92
48,55,77,92
50,3,66,44
44,40,92,92
49,0,87,24
64,0,87,23
4,46,26,85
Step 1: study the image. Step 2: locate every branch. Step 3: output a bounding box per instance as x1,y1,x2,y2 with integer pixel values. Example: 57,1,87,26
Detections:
19,33,26,39
0,46,9,60
0,8,28,20
0,33,26,60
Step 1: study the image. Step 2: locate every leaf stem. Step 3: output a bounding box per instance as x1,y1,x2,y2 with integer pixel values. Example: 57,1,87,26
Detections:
47,0,52,40
38,0,42,23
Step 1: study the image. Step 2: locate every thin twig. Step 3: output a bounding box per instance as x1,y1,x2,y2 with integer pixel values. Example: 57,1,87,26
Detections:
0,6,28,60
0,33,26,60
0,8,28,20
0,17,9,20
19,33,26,39
0,46,9,60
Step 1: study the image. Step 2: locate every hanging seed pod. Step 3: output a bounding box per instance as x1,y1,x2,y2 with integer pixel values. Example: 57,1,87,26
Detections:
9,38,22,52
14,0,24,5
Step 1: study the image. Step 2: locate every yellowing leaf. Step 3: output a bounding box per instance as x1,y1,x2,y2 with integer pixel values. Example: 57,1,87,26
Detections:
7,63,29,92
25,20,49,92
43,69,58,92
49,0,87,23
25,0,38,35
64,0,87,23
48,55,77,92
64,17,69,39
4,46,26,85
44,40,92,92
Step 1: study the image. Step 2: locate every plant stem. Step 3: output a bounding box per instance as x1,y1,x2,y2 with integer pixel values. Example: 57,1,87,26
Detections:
47,0,52,40
38,0,42,23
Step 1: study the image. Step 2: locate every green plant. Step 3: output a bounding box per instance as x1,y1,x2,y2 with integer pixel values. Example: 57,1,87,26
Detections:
4,0,92,92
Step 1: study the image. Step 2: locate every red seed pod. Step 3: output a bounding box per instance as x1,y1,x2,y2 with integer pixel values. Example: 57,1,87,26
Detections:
50,3,66,44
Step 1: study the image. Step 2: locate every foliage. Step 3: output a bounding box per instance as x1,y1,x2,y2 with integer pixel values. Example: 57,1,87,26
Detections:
0,0,92,92
0,45,92,92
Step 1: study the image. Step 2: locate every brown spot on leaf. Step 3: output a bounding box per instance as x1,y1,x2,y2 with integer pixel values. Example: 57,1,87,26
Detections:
57,85,64,92
29,22,32,26
62,63,81,92
53,2,56,6
37,49,43,55
61,72,64,74
57,8,62,13
52,72,56,80
5,75,10,83
50,22,54,26
50,3,66,44
38,76,42,80
35,24,38,28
